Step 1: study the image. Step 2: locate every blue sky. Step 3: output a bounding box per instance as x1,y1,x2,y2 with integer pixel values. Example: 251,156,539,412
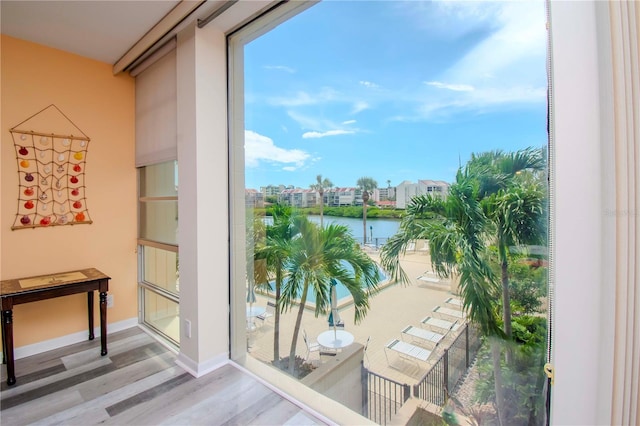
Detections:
244,0,547,190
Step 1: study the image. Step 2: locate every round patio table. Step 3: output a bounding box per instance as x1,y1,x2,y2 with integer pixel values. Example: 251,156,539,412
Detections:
317,329,354,349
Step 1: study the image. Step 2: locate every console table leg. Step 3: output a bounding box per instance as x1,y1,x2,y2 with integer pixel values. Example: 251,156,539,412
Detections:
99,292,108,356
2,310,16,386
88,291,95,340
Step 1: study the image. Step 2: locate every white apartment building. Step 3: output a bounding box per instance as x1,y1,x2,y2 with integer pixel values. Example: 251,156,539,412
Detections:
278,188,317,208
395,179,450,209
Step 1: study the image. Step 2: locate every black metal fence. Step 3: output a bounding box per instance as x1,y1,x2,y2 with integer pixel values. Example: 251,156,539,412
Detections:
414,323,481,405
362,323,482,424
362,365,411,425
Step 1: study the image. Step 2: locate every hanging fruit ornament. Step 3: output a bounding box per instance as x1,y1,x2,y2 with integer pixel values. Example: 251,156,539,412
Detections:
73,152,83,161
75,212,85,222
39,151,46,159
24,173,34,182
44,165,52,174
73,164,82,172
70,176,79,184
62,138,71,147
71,188,80,196
57,165,65,173
20,160,30,168
39,216,52,226
40,136,49,146
39,192,48,201
20,215,31,225
24,187,34,196
41,177,48,185
58,215,68,225
73,201,82,209
58,153,65,162
19,147,29,156
20,134,27,141
80,140,86,147
24,200,34,209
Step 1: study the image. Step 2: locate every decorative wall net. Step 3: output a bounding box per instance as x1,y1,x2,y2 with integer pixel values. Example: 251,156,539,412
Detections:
10,105,92,230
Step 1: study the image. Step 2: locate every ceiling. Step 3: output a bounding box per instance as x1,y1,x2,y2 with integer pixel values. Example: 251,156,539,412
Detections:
1,1,182,64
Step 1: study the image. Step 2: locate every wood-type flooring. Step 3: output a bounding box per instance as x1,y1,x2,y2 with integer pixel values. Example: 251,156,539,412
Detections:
0,327,325,425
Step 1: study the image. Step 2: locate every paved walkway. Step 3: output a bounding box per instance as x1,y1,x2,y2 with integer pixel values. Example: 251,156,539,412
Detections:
247,249,465,386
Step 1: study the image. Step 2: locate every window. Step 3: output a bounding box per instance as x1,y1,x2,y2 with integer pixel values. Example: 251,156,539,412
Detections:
138,160,179,345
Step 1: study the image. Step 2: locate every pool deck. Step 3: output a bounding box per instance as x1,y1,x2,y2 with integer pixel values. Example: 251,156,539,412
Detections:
247,248,465,386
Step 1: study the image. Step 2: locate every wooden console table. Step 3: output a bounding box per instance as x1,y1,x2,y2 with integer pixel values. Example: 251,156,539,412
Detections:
1,268,110,386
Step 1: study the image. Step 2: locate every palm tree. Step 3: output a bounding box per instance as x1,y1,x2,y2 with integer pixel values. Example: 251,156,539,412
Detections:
356,177,378,245
310,174,333,228
281,216,380,374
254,205,299,363
468,148,546,339
380,172,502,335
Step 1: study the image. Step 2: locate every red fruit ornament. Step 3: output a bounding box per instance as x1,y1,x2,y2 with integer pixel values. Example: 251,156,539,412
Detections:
25,173,34,182
19,147,29,156
71,188,80,197
24,187,34,196
40,216,51,226
20,216,31,225
75,212,85,222
70,176,79,184
73,164,82,172
73,201,82,209
24,200,34,209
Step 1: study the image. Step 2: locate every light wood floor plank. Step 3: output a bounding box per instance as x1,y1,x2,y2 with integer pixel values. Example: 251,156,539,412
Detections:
0,327,326,426
32,365,185,426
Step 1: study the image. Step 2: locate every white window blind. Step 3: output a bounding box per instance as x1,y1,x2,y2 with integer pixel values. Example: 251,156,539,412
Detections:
135,46,177,167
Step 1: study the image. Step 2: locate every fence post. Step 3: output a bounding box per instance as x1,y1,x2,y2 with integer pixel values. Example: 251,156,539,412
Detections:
443,348,449,402
465,324,470,368
361,362,369,418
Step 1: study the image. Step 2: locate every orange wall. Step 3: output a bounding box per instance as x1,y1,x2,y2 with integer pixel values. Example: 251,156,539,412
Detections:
1,35,137,347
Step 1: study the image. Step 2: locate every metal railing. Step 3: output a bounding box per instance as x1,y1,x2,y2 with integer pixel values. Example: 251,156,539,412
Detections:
414,323,481,405
362,365,411,425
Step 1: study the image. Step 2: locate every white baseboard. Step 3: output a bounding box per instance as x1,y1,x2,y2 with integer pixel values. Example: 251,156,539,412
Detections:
175,351,229,378
6,317,139,361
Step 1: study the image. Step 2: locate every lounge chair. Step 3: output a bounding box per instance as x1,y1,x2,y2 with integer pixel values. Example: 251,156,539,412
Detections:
444,297,463,310
432,305,466,321
401,325,444,348
257,301,275,323
420,316,457,334
417,271,440,283
384,339,432,365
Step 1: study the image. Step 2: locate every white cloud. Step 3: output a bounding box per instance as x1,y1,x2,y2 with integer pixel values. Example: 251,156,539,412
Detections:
268,88,338,107
302,130,356,139
425,81,475,92
342,119,356,125
263,65,296,73
351,101,370,114
359,80,380,89
245,130,311,170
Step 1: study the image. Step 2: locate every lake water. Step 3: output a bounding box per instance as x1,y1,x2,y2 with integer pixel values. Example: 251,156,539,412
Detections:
307,215,400,246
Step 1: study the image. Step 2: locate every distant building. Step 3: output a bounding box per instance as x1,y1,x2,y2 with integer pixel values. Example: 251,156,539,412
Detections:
278,188,317,208
324,187,356,207
261,184,292,197
378,186,395,201
395,179,450,209
245,189,264,208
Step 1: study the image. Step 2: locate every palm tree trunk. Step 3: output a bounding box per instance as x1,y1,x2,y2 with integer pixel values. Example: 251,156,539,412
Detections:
273,272,282,362
363,203,367,244
501,260,512,338
319,191,324,228
288,282,309,374
501,260,514,365
491,337,506,426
